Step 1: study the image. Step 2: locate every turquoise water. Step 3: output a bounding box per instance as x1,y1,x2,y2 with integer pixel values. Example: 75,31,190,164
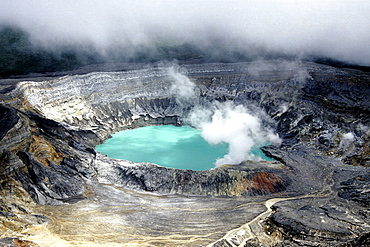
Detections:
96,125,271,171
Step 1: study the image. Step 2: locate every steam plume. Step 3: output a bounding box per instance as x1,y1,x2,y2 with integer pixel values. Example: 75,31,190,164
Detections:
168,65,196,100
166,63,280,167
187,102,281,166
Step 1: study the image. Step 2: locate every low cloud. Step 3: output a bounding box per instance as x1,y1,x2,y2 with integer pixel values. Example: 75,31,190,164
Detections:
0,0,369,65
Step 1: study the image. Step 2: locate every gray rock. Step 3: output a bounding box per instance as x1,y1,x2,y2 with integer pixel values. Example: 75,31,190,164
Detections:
0,60,369,246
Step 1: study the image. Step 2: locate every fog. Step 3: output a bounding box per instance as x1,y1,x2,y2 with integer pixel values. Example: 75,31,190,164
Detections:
1,0,369,65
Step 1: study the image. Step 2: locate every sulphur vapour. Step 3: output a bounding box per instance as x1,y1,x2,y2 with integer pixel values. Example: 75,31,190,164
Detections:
168,63,281,166
187,102,281,166
168,65,196,100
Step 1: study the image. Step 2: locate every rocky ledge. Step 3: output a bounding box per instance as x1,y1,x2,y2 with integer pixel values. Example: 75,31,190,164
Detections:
0,60,369,246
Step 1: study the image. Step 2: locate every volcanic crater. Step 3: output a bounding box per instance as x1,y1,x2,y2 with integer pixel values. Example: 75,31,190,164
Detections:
0,60,369,246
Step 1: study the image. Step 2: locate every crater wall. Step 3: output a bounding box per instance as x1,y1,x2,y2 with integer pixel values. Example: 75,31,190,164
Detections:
0,60,369,246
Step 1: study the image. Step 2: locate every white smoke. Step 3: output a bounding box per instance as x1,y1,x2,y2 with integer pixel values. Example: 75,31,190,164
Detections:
339,132,355,150
167,65,281,167
187,101,281,167
168,65,196,100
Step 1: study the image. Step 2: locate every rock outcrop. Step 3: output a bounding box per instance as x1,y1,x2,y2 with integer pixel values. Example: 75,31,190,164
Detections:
0,60,369,246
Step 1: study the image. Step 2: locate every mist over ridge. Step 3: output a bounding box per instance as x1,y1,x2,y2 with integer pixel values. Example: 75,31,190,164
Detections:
0,0,369,76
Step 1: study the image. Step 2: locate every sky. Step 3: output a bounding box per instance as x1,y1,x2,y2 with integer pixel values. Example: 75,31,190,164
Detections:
1,0,369,65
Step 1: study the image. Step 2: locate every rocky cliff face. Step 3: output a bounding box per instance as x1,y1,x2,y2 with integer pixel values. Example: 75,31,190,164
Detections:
0,60,369,246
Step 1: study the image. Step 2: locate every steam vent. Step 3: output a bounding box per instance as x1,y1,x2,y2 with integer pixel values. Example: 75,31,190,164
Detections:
0,60,369,246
